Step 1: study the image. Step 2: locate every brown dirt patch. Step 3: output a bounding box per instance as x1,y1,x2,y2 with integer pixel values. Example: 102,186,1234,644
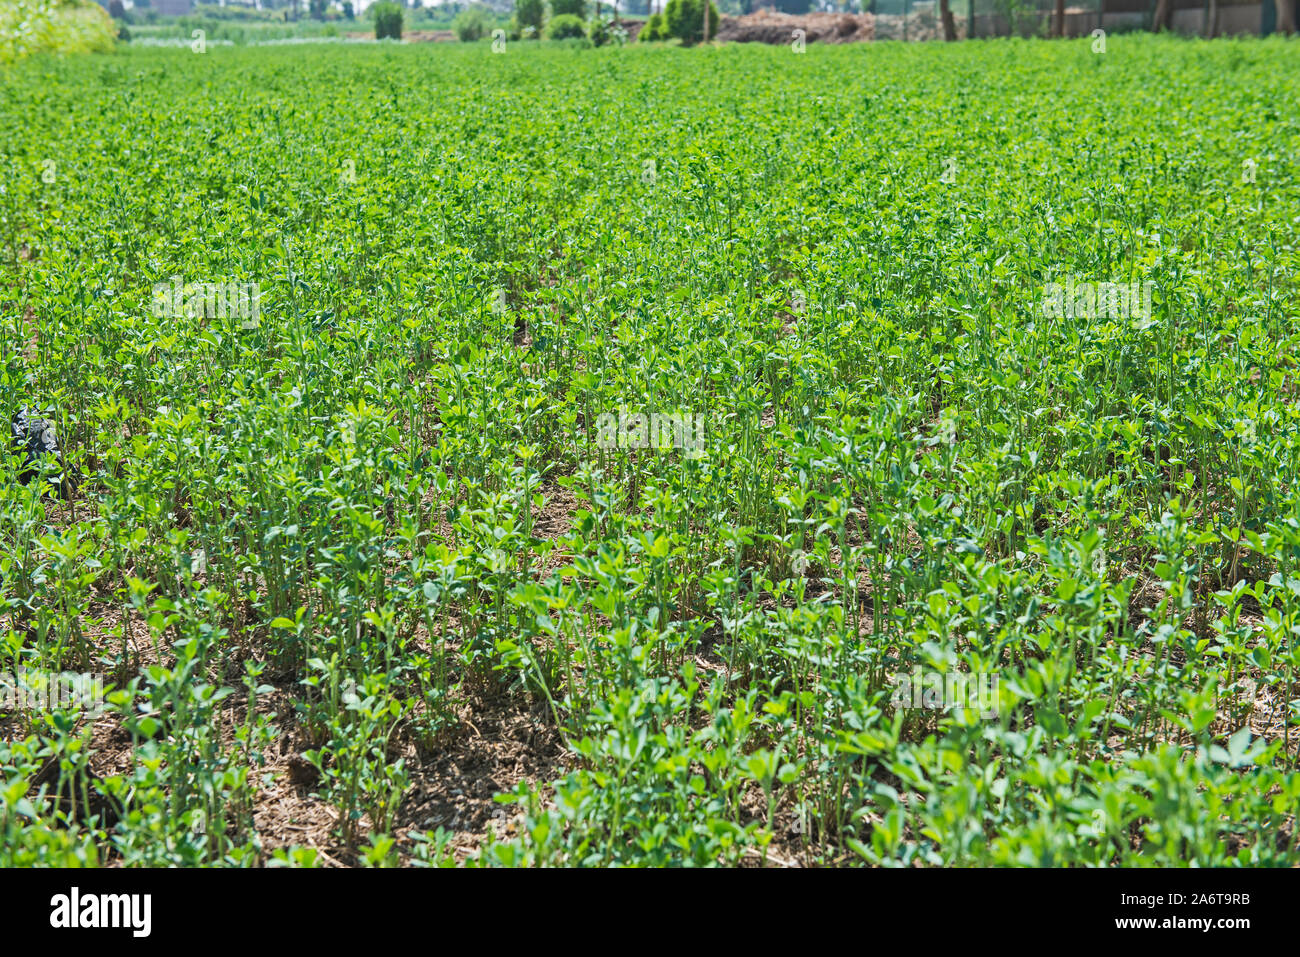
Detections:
396,685,565,860
714,11,875,45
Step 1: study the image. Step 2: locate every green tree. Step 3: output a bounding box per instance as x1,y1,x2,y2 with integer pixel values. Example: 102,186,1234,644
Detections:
371,0,403,38
551,0,588,18
453,3,492,39
515,0,544,35
663,0,719,43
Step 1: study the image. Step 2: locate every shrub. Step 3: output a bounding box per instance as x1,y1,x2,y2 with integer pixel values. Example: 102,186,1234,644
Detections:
453,4,493,41
515,0,544,35
638,10,664,39
588,14,626,45
371,1,403,40
662,0,719,43
546,11,586,37
550,0,588,18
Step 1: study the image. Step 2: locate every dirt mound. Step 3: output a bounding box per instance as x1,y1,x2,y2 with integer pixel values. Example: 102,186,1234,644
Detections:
620,19,645,41
714,11,875,45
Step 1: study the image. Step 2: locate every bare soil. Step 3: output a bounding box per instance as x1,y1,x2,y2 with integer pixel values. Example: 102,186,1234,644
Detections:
714,11,876,45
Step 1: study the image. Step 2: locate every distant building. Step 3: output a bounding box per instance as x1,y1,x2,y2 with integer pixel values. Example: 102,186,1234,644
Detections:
153,0,194,14
966,0,1270,38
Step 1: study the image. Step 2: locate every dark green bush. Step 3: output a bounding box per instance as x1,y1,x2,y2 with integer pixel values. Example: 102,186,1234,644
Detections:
515,0,544,35
371,1,403,40
589,17,606,44
550,0,588,19
662,0,719,43
453,4,493,41
589,14,625,45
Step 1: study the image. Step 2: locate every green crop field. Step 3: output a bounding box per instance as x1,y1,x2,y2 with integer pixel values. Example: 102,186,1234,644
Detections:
2,35,1299,868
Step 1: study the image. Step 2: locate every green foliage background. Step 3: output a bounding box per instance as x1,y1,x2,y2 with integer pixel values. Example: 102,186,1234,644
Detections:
1,36,1299,867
